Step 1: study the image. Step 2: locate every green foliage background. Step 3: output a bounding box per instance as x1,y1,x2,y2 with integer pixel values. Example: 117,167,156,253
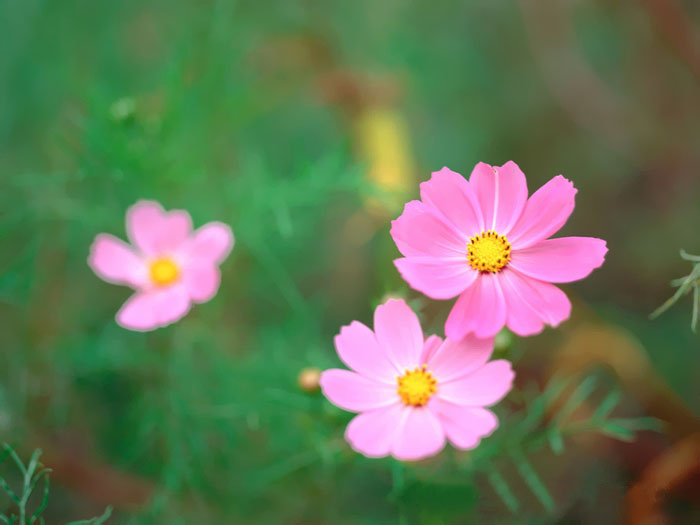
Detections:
1,0,699,523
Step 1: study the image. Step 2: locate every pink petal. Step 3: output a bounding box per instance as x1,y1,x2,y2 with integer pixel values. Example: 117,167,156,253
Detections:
394,256,477,300
126,200,193,256
185,222,234,265
499,268,572,336
510,237,608,283
432,400,499,450
419,335,444,364
445,274,506,340
390,201,467,258
374,299,425,371
334,321,398,384
419,167,481,236
116,284,192,331
391,405,446,461
469,161,528,234
345,403,406,458
438,360,514,407
320,369,398,412
424,334,494,383
508,175,577,249
182,263,221,303
88,234,147,288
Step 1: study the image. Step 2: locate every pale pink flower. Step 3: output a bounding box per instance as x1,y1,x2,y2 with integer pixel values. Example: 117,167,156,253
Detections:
88,200,234,331
391,162,608,340
320,299,514,461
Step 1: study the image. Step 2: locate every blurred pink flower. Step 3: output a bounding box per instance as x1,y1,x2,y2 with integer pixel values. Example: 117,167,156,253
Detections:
391,162,607,340
88,200,234,331
320,299,514,461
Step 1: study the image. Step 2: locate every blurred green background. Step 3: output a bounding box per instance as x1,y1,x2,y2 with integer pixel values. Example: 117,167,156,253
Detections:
1,0,699,523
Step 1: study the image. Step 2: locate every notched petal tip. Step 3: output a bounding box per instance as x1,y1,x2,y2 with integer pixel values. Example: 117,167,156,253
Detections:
599,238,609,255
499,159,521,171
589,238,609,273
582,237,609,269
389,199,421,236
550,174,578,195
396,199,424,217
381,297,408,310
473,161,494,171
428,166,465,179
339,320,371,336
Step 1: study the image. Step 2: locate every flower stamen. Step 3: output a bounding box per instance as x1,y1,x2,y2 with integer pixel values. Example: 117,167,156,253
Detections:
467,230,511,273
149,258,180,286
397,365,437,406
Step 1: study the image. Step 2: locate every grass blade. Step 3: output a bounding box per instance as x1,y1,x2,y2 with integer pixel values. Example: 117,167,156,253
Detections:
680,249,700,262
607,417,664,432
518,375,574,435
511,453,554,513
651,264,700,319
552,375,598,427
2,445,26,476
487,470,519,513
30,471,52,521
28,468,52,496
25,450,41,481
592,389,621,421
0,475,20,504
692,285,699,333
547,429,564,455
66,506,113,525
599,422,636,442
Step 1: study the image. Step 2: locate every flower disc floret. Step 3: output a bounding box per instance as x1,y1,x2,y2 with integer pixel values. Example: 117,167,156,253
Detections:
397,365,437,406
467,230,511,273
150,258,180,286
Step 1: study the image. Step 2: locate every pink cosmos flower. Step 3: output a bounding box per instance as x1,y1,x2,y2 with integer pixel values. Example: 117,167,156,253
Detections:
88,200,234,331
391,162,608,340
320,299,514,461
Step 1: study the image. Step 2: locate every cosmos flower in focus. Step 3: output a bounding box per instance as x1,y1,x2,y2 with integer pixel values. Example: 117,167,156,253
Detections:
391,162,608,340
320,299,514,461
89,200,234,331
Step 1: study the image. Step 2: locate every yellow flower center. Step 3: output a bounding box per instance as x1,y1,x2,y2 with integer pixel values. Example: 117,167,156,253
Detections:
397,365,437,406
149,258,180,286
467,230,511,273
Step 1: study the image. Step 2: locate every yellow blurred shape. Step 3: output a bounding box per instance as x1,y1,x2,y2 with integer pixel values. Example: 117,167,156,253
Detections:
354,107,415,216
